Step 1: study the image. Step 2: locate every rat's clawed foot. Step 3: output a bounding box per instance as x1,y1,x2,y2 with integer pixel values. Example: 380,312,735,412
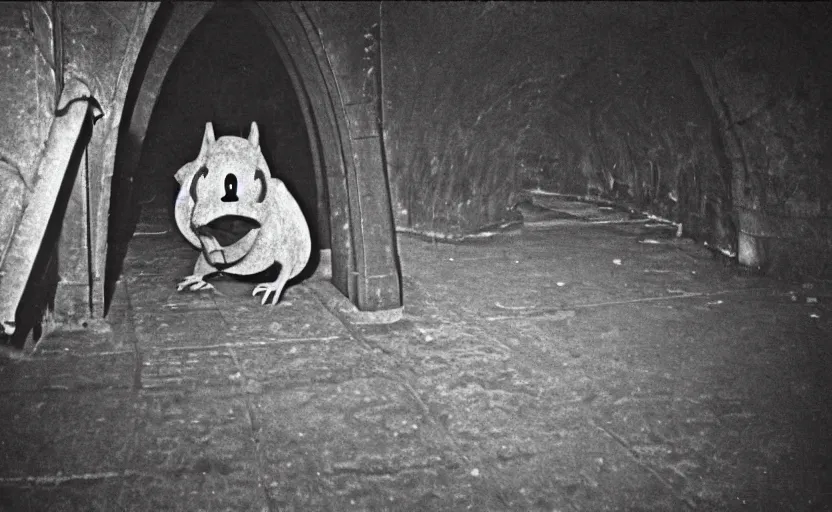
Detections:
177,275,215,292
252,282,286,305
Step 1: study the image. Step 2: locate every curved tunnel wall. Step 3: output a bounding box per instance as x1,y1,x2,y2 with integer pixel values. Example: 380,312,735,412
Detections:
379,3,831,277
106,1,402,313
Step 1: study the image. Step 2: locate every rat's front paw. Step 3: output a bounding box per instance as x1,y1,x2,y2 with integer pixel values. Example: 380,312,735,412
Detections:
177,275,215,292
252,283,284,305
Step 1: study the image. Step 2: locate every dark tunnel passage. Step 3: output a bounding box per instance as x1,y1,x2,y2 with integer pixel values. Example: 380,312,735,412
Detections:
106,3,327,312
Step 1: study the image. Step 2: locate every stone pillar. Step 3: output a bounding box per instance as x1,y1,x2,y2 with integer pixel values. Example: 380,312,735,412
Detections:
304,2,401,311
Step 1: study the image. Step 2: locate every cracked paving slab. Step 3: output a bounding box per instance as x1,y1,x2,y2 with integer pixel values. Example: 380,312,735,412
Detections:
0,389,137,479
123,389,266,511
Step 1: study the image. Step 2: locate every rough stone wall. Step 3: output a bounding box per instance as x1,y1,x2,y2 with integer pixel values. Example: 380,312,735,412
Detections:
382,3,711,234
686,4,832,275
381,2,832,268
0,2,154,329
58,3,154,319
0,3,55,186
0,3,55,263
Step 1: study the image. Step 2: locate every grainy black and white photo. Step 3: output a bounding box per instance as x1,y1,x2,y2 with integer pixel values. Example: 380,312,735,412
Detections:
0,2,830,510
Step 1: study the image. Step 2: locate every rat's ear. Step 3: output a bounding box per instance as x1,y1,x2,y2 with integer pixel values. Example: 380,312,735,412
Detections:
196,122,215,161
248,121,260,148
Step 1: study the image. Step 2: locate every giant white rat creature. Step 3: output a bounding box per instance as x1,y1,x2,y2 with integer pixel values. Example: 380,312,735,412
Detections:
173,121,311,305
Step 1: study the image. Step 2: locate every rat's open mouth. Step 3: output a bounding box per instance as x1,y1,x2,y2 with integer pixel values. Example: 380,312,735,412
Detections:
194,216,261,267
195,215,261,247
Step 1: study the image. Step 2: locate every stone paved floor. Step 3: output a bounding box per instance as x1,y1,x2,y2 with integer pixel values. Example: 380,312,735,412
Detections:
1,213,831,511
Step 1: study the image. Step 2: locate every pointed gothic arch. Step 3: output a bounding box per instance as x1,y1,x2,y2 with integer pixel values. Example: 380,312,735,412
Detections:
104,1,401,314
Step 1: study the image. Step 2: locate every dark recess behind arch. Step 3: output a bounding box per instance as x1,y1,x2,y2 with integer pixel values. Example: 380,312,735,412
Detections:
105,1,172,315
138,3,321,242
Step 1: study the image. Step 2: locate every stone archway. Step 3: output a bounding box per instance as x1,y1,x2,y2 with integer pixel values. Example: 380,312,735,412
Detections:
104,1,401,313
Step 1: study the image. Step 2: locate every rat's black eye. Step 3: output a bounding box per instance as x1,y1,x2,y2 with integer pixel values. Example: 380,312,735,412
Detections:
221,173,238,202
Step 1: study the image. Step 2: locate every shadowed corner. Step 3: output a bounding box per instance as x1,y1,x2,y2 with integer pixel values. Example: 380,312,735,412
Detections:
102,3,173,318
103,130,145,317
